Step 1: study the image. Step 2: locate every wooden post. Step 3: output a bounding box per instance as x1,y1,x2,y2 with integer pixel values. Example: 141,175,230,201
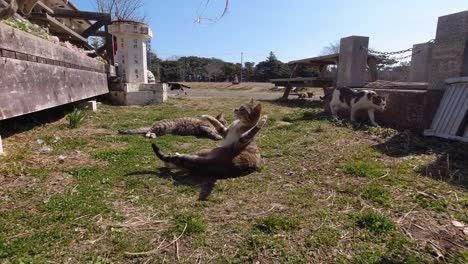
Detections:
282,86,293,99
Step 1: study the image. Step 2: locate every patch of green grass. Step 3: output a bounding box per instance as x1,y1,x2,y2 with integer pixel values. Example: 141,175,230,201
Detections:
352,210,396,234
281,109,321,122
253,215,298,234
313,123,325,132
413,193,448,213
343,161,385,178
68,108,87,129
305,227,341,249
361,185,391,206
172,212,206,235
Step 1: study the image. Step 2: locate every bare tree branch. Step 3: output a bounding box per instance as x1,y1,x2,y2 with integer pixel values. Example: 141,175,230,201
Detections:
94,0,145,22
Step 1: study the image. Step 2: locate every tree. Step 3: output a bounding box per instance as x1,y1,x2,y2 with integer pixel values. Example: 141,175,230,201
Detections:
254,52,290,81
244,62,255,81
320,41,340,55
147,51,161,81
94,0,146,21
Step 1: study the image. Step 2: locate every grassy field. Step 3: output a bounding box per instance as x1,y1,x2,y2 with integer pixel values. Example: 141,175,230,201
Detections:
0,96,467,263
180,82,324,97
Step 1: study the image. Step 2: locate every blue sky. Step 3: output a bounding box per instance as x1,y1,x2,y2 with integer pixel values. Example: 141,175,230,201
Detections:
73,0,468,63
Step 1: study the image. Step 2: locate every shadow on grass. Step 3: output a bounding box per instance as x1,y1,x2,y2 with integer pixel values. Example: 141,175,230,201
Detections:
260,98,324,109
0,103,77,138
126,168,247,201
374,131,468,189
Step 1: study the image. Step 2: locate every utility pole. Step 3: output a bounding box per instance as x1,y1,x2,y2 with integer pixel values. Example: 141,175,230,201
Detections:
240,52,243,83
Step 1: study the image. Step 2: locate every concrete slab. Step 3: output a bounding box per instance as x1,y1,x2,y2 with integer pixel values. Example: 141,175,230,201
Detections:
410,42,433,82
108,83,167,105
429,10,468,90
337,36,369,87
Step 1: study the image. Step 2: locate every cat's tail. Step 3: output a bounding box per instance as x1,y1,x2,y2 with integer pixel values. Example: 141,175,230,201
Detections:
118,127,151,135
151,143,211,169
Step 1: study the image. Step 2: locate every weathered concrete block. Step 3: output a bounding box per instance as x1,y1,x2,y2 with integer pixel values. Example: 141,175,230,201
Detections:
0,58,108,120
0,23,106,73
77,100,97,112
429,10,468,90
108,83,167,105
410,42,433,82
337,36,369,87
0,135,4,156
352,89,443,132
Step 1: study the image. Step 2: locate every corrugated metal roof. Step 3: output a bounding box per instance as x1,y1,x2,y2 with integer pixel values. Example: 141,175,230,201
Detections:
424,77,468,142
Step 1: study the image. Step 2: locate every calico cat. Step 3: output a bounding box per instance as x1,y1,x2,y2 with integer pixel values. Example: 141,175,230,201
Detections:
151,99,267,175
329,87,386,126
119,113,228,140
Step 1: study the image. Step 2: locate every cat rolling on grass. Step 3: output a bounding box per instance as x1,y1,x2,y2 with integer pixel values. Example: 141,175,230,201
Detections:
119,113,228,140
327,87,387,126
151,99,267,175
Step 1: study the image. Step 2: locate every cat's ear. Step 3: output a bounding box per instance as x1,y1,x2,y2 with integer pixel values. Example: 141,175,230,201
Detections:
253,103,262,113
215,113,224,120
248,98,254,106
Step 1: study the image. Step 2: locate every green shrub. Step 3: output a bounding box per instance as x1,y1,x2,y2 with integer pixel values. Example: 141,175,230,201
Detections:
68,108,86,129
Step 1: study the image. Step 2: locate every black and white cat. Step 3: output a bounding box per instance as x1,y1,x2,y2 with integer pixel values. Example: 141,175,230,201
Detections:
328,87,387,126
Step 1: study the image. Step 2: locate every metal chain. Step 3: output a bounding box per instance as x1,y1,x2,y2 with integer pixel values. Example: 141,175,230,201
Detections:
362,38,435,62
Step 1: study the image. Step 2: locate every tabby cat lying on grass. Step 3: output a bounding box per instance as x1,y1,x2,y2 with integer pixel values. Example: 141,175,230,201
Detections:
119,113,228,140
152,99,267,175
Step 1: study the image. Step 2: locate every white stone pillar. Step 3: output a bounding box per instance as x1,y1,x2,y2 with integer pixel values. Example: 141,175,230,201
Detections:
108,21,153,84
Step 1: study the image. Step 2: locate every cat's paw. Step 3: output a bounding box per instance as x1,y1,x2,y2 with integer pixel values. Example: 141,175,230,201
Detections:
145,132,157,139
257,115,268,128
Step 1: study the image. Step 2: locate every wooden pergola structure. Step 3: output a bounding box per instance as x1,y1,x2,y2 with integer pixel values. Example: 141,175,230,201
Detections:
271,53,379,99
27,0,114,64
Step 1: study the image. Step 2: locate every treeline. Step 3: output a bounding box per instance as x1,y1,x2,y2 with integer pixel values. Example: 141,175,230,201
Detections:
147,51,317,82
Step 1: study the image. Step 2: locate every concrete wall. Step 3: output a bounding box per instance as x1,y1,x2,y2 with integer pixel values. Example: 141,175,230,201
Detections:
353,89,443,132
0,23,109,120
337,36,369,87
409,42,433,82
429,10,468,90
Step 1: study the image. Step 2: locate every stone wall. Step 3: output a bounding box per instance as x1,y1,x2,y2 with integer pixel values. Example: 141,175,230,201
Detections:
108,83,167,105
354,89,444,132
0,23,109,120
428,10,468,90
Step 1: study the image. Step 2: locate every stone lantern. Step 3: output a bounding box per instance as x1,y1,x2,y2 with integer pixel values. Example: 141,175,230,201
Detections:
108,21,167,105
109,21,152,83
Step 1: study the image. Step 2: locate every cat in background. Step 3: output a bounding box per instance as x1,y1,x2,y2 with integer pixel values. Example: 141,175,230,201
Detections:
151,99,267,175
119,113,228,140
328,87,387,126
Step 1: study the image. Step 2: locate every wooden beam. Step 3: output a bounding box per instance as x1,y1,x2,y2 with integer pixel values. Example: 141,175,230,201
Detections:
81,20,104,38
29,13,88,43
35,1,54,14
51,9,111,21
91,31,107,37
